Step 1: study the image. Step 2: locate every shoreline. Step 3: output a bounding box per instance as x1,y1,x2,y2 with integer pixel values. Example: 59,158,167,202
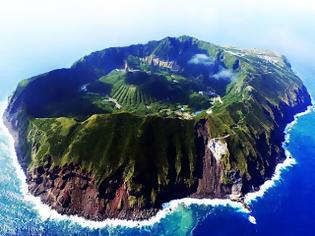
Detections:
1,98,314,229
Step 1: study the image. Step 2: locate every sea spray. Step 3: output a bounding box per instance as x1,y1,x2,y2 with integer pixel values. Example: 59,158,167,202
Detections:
1,97,313,229
248,215,257,224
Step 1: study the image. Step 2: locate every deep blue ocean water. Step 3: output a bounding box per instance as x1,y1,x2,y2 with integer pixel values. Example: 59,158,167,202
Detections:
0,89,314,236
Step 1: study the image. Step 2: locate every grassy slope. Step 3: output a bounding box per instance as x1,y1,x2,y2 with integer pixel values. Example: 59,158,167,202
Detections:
26,113,196,206
205,55,306,184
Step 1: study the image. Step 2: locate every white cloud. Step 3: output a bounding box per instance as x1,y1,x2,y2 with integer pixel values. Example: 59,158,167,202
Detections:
188,54,214,66
213,69,235,80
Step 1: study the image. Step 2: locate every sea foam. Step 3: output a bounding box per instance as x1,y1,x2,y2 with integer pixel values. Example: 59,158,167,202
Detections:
0,98,313,229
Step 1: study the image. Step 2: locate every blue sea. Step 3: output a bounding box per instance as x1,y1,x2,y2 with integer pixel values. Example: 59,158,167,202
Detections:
0,85,314,236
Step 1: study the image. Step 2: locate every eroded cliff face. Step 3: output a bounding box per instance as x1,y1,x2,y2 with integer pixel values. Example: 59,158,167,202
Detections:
192,119,232,199
27,159,159,220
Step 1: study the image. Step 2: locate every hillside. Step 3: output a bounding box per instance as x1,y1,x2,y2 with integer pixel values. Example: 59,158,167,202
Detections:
4,36,312,220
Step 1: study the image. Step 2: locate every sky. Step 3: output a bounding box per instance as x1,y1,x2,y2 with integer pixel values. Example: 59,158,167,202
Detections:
0,0,314,98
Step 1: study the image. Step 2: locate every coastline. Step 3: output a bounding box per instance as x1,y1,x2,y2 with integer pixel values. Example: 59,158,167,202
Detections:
1,97,314,229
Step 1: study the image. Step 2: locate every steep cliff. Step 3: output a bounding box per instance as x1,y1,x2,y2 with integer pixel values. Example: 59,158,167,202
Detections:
4,36,312,220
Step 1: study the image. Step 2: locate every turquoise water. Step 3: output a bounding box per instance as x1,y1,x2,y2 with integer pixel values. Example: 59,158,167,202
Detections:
0,84,314,235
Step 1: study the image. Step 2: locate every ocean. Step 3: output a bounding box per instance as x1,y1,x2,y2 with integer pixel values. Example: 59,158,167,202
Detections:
0,89,314,236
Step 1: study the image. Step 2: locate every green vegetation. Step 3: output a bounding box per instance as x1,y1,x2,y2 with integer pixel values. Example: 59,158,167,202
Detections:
7,36,310,206
25,112,196,205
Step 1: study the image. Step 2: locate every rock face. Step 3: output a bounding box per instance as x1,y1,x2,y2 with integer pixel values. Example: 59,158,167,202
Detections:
191,119,229,198
27,160,159,220
140,55,181,72
3,36,312,221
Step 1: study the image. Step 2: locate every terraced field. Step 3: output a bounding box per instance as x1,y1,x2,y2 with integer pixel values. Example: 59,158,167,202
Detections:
110,80,154,106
